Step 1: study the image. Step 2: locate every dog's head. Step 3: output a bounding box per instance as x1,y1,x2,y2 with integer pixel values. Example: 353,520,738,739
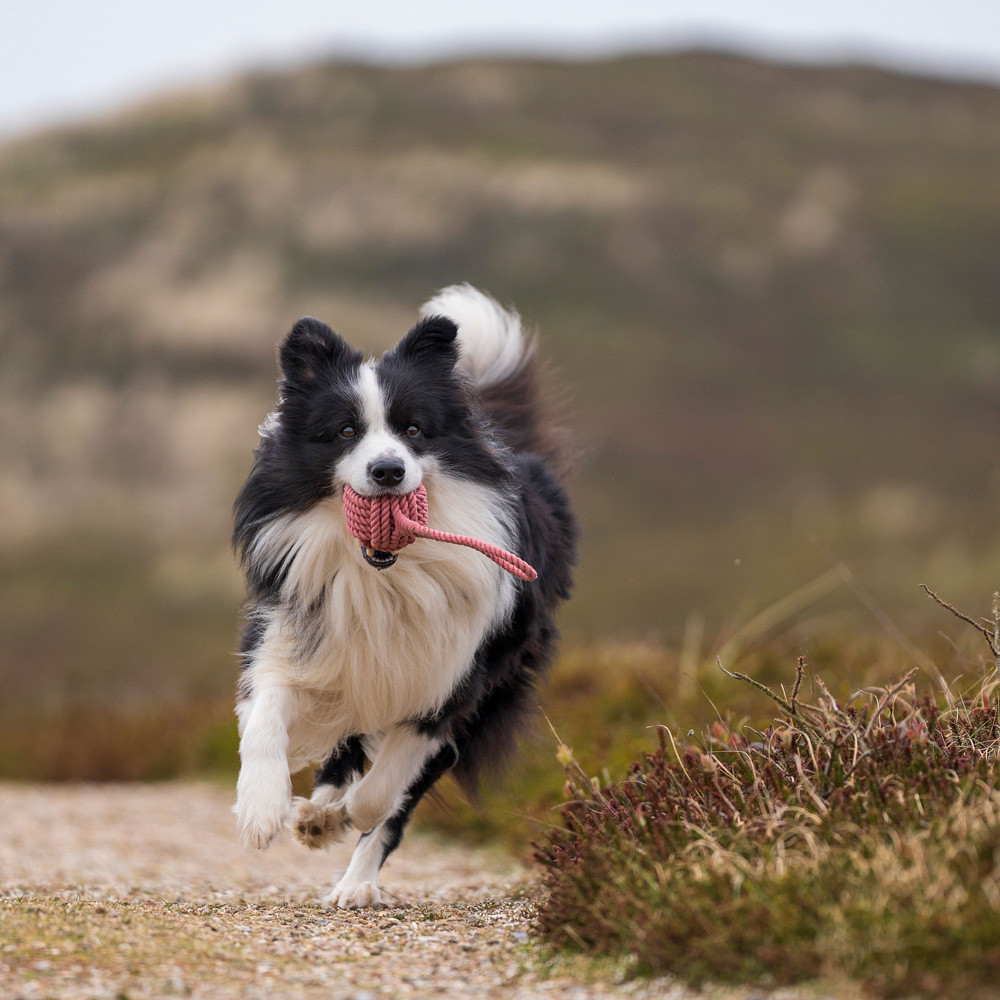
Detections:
268,314,475,568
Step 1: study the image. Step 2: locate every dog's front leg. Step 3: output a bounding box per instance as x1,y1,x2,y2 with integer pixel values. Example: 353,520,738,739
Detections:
235,685,293,850
341,725,445,833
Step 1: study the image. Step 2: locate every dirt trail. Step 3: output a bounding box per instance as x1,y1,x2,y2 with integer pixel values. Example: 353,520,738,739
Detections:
0,783,694,999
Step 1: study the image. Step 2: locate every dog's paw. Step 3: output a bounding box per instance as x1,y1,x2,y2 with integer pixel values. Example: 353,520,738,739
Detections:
235,769,291,850
324,879,385,910
292,797,350,850
237,797,289,850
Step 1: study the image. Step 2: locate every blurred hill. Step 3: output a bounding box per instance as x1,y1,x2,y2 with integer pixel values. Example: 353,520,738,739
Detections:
2,51,999,715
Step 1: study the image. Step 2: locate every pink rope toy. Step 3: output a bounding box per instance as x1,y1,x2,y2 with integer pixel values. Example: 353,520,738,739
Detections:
343,484,537,582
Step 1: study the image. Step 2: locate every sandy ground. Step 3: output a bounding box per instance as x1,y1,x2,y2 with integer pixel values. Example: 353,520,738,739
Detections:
0,782,714,1000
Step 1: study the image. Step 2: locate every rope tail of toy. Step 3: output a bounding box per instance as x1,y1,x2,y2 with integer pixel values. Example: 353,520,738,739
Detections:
343,484,537,582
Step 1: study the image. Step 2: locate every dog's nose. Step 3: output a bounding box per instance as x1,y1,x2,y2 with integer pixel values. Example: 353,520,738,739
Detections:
369,458,406,487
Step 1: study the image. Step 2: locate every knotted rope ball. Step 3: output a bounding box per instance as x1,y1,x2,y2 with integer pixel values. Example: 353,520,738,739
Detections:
343,484,537,582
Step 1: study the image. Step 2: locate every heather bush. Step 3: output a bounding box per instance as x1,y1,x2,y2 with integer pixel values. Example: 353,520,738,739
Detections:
536,598,1000,996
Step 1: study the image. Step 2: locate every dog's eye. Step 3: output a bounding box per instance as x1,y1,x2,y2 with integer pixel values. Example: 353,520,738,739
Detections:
406,425,421,438
340,425,357,439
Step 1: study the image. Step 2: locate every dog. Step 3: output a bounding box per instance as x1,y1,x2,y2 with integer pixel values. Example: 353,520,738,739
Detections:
232,285,577,908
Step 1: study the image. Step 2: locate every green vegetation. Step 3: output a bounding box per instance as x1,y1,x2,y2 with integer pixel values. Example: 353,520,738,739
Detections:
535,596,1000,996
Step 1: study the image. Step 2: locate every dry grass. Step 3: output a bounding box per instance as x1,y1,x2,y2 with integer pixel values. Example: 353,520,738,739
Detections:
535,596,1000,997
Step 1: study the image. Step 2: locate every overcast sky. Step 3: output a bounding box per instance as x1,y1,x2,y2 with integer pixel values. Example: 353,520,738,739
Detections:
4,1,1000,137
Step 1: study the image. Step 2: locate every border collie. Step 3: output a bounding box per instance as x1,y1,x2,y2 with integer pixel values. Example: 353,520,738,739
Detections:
233,285,576,908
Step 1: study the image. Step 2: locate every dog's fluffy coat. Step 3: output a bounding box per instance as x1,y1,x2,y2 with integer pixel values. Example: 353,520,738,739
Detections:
233,285,576,908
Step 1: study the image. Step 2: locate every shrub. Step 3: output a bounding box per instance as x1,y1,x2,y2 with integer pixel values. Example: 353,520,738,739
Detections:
536,624,1000,996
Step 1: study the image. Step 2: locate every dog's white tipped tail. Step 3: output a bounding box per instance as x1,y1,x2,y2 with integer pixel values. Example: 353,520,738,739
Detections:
420,284,528,388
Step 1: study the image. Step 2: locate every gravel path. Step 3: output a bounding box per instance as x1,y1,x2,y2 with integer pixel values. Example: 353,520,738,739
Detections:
0,782,705,1000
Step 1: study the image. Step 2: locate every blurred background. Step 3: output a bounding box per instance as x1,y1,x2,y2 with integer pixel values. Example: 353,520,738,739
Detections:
1,2,998,824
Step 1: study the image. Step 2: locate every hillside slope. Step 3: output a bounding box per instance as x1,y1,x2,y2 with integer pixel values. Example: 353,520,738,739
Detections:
2,52,998,711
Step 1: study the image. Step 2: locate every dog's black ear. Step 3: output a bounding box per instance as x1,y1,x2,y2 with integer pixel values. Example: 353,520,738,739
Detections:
394,315,459,367
279,317,360,386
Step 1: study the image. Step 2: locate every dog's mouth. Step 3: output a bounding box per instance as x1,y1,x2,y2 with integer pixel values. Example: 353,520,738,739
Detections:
361,546,399,570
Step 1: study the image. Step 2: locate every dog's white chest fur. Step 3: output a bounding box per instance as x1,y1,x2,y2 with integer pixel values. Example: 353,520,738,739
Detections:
242,479,516,768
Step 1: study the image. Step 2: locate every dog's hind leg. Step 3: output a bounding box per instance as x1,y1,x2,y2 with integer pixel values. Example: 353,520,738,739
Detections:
341,725,448,834
324,741,458,909
293,736,366,850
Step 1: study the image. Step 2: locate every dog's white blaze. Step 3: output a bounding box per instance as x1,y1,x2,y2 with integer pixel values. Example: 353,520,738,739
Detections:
242,471,516,770
336,362,421,496
420,284,527,387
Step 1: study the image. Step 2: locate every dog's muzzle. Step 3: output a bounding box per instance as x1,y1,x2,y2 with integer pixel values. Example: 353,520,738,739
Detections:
361,546,398,570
